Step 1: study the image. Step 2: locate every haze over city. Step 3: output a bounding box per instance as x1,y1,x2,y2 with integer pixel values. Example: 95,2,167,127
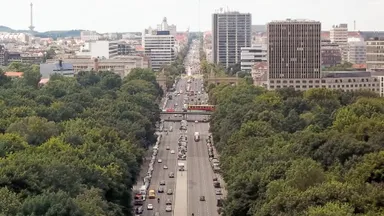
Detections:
1,0,384,32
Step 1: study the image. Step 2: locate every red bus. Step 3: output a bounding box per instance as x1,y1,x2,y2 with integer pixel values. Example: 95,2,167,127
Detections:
188,105,215,111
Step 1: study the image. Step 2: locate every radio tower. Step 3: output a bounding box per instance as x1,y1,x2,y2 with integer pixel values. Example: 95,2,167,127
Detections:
29,3,35,32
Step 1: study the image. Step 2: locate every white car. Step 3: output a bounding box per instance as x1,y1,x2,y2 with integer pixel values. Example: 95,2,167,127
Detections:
195,120,198,123
165,205,172,212
170,150,175,154
163,165,168,169
147,203,153,210
158,159,162,163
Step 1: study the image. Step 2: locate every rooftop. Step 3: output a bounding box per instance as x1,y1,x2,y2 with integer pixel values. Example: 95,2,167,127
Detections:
4,72,23,78
322,71,372,78
269,19,320,23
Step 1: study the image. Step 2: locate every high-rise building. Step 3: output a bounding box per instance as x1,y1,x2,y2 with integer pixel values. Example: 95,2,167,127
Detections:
212,11,252,68
267,19,321,90
330,24,348,62
142,31,175,71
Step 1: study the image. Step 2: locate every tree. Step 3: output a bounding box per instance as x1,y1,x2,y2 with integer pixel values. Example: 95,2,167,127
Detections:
0,69,162,215
208,85,384,216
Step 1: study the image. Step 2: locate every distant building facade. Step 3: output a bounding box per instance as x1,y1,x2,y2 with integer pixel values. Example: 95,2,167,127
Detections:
0,45,8,66
212,11,252,68
346,37,366,64
77,41,118,59
80,31,100,42
47,56,149,77
366,38,384,71
321,40,342,67
40,60,75,78
240,44,267,72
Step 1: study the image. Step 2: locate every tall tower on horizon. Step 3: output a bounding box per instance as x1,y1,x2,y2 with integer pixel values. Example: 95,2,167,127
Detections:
29,2,35,32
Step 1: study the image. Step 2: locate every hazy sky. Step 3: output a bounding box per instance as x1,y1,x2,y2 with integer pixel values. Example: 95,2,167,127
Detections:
1,0,383,33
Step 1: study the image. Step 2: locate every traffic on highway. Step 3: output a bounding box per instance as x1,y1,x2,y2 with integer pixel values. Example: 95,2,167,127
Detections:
132,39,225,216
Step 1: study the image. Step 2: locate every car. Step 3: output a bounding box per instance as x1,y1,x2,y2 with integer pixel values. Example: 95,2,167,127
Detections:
166,146,170,150
166,199,172,205
160,180,166,185
167,189,173,195
165,205,172,212
135,206,143,214
158,159,162,163
174,114,177,117
215,189,222,195
163,165,168,169
195,120,198,123
169,172,174,178
200,196,206,201
158,187,164,193
147,203,154,210
170,150,175,154
164,128,168,132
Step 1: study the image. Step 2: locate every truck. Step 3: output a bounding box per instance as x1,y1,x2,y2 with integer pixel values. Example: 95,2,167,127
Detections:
194,132,200,142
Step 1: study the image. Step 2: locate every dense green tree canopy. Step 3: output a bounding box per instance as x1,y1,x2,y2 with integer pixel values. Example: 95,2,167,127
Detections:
0,68,162,215
209,83,384,216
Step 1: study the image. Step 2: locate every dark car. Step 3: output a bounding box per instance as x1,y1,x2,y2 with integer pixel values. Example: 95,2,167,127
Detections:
200,196,205,201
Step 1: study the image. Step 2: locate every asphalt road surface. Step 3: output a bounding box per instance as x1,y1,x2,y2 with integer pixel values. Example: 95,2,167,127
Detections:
135,39,220,216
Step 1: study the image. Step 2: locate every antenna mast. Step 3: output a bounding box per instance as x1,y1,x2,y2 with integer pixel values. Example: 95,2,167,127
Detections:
29,2,35,32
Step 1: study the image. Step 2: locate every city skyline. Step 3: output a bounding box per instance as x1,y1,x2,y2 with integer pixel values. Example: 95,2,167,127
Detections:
1,0,384,33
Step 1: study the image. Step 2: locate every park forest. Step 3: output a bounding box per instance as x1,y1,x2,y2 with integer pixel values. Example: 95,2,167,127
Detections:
209,82,384,216
0,66,163,216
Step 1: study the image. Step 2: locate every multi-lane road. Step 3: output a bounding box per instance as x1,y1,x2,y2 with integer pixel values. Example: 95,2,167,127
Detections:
134,39,222,216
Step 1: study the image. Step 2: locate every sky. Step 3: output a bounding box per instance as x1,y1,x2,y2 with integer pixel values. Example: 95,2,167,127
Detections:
1,0,384,33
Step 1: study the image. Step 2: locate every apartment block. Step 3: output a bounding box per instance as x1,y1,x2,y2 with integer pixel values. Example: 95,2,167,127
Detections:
366,38,384,70
267,19,321,90
240,45,267,72
212,11,252,68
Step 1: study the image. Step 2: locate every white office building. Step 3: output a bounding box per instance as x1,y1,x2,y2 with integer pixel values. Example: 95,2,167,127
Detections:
240,44,267,72
142,32,175,71
76,41,118,59
347,37,366,64
330,24,348,62
80,31,100,42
